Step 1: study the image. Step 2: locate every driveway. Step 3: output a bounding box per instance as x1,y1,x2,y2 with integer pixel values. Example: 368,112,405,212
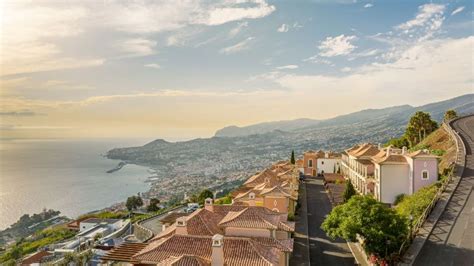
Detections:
305,177,355,265
415,115,474,266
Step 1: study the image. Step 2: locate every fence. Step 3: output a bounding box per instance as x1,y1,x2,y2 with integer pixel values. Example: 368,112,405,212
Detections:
398,116,467,260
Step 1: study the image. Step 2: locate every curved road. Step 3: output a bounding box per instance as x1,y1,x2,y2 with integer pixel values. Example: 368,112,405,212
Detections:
415,115,474,266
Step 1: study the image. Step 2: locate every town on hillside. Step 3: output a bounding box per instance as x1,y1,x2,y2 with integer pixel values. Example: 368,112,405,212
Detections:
3,110,473,266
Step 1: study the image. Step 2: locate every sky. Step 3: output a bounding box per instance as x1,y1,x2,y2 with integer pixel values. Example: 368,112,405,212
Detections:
0,0,472,140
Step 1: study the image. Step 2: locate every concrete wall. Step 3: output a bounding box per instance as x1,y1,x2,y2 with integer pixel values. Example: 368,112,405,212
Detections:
413,158,438,192
263,196,288,213
225,227,270,238
380,164,410,204
275,230,289,240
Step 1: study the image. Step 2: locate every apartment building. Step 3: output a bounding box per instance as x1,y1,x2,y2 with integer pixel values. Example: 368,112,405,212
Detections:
341,143,439,204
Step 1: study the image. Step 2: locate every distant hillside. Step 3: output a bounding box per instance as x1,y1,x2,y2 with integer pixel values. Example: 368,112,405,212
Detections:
107,94,473,201
215,118,320,137
214,94,474,137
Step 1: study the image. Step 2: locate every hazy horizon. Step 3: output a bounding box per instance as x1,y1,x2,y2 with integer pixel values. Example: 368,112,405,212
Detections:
1,1,473,140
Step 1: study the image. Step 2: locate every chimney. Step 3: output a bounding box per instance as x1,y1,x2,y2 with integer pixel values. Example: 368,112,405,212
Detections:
378,143,382,150
325,152,329,158
402,146,407,155
205,198,213,212
387,147,391,156
211,234,224,266
175,217,187,235
248,192,256,206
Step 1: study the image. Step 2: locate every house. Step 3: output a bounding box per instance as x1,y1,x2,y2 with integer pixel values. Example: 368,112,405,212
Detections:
21,250,53,266
102,199,294,265
341,143,439,204
303,150,318,176
316,152,342,175
79,218,123,233
303,150,341,176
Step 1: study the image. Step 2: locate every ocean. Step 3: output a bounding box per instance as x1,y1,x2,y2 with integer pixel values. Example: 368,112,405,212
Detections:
0,139,152,230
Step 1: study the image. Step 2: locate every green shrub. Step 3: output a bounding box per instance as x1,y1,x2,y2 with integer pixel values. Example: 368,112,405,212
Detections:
396,184,438,226
287,213,295,221
431,149,446,156
394,194,406,205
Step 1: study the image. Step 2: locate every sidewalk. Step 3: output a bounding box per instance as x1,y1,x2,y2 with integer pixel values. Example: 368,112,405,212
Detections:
289,181,310,266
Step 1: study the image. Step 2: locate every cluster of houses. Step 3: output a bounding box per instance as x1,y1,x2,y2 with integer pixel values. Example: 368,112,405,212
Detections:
20,143,439,265
101,161,299,266
300,144,439,205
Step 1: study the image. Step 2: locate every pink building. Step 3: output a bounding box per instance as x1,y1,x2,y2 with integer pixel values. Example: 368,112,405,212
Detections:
342,144,439,205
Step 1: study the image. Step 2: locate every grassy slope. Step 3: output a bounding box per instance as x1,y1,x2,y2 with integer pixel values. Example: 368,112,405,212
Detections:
415,126,456,172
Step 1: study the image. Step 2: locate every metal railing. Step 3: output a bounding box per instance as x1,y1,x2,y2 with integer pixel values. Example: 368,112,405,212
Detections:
398,117,467,258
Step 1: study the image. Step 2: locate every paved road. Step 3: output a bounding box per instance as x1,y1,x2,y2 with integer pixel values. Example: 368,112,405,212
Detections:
305,177,355,265
140,207,186,234
415,115,474,266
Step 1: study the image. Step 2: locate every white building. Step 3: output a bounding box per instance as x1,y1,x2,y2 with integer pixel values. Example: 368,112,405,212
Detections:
316,152,341,175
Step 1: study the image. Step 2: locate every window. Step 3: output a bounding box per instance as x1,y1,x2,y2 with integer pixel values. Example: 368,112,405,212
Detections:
308,159,313,167
321,161,324,165
422,170,429,180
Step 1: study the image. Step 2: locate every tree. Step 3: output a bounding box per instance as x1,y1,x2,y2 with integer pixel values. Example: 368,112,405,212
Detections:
343,181,356,202
126,196,143,212
385,136,410,149
147,198,161,212
444,109,458,121
322,196,408,261
198,189,214,204
290,150,295,165
404,111,438,147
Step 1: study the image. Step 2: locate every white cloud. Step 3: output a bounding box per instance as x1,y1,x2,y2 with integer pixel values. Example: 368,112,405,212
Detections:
1,2,103,76
364,3,373,8
451,6,465,16
302,55,332,65
396,4,445,32
144,64,161,69
341,67,352,72
276,65,298,70
275,37,473,104
318,35,357,57
116,38,157,57
220,37,255,54
200,0,276,26
229,22,249,37
277,24,289,32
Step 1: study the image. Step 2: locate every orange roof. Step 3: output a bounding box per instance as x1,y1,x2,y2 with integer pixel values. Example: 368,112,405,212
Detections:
408,149,438,158
243,169,278,187
132,234,289,265
218,207,294,232
101,242,147,263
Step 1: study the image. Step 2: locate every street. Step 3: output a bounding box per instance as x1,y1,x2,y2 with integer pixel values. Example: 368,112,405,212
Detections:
291,177,355,265
415,115,474,265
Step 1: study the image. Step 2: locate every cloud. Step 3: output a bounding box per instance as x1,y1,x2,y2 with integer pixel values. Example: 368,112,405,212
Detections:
1,2,103,76
116,38,157,57
396,4,445,32
302,55,333,65
318,35,357,57
451,6,465,16
341,67,352,72
0,111,39,117
229,22,249,37
220,37,255,54
277,24,289,32
276,65,299,70
199,1,276,26
274,37,473,104
144,64,161,69
364,3,373,8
